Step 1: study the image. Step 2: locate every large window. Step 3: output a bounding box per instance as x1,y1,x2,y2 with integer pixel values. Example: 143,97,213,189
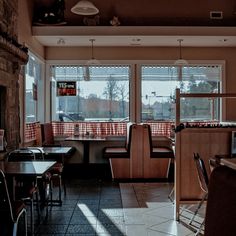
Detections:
51,65,130,122
141,65,222,122
25,53,41,123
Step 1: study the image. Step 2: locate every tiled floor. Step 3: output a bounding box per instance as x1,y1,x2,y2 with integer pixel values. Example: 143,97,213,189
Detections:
30,179,205,236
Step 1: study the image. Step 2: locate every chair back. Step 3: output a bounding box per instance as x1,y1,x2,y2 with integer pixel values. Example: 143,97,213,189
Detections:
8,148,36,162
8,148,37,187
125,122,135,152
144,124,174,158
0,169,15,221
41,123,55,146
193,153,209,193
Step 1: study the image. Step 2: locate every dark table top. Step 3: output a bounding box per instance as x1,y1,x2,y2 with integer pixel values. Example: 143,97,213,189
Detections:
0,161,56,176
29,146,73,155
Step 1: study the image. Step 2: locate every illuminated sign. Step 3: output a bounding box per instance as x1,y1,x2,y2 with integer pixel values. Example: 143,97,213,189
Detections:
57,81,77,96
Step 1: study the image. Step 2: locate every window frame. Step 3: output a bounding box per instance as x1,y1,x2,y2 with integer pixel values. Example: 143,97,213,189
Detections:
45,60,225,123
139,62,224,122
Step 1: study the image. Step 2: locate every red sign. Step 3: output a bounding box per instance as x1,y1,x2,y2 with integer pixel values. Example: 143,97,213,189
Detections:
57,81,77,96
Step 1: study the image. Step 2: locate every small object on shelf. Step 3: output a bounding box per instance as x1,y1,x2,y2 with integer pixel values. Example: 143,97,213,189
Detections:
110,16,120,26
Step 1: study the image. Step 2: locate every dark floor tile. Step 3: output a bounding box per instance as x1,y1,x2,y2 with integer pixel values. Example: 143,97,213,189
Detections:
98,209,124,218
36,234,64,236
97,215,125,225
36,224,68,234
99,203,123,209
41,210,73,225
96,223,126,235
70,214,97,225
66,224,97,234
77,199,100,205
78,193,100,199
74,205,99,217
100,198,122,204
66,234,95,236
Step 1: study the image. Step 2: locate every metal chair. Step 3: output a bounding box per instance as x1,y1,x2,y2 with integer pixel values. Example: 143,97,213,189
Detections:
7,148,40,235
0,169,27,236
28,147,52,215
190,153,209,235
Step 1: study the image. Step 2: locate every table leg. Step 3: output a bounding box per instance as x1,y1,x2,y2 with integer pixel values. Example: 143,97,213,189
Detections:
83,141,90,164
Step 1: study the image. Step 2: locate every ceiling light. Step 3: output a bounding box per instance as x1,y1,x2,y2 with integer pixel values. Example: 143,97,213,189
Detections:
83,39,100,81
71,0,99,15
57,38,65,45
86,39,100,65
174,39,188,66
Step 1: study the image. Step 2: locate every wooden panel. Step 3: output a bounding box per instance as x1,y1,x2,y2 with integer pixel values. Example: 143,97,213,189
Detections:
109,158,130,179
143,125,171,178
178,128,236,201
180,131,210,199
130,124,144,178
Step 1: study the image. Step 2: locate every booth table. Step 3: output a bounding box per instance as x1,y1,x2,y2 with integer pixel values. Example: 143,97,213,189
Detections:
65,136,106,163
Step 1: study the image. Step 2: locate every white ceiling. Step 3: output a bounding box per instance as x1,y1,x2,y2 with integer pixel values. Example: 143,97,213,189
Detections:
32,26,236,47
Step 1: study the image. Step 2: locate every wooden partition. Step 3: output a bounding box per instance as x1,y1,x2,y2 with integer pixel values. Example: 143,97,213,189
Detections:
109,124,143,179
175,128,235,211
174,88,236,220
110,124,172,179
143,125,172,178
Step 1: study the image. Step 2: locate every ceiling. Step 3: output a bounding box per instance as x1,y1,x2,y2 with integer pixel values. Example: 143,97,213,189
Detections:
32,0,236,47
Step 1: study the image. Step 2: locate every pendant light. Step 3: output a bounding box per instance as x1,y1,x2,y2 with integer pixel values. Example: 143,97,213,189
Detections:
86,39,100,65
175,39,188,81
174,39,188,66
71,0,99,15
84,39,100,81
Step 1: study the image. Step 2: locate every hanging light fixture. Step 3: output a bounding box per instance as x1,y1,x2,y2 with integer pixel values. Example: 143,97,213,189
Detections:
83,39,100,81
86,39,100,65
175,39,188,81
71,0,99,15
174,39,188,66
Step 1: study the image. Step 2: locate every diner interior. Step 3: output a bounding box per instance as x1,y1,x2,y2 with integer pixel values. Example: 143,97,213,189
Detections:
1,0,236,235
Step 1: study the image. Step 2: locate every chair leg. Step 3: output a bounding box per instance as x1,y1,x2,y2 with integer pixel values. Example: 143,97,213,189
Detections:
58,175,62,205
13,223,17,236
63,174,66,196
195,219,205,235
30,199,34,236
25,209,28,236
49,179,53,206
189,192,208,225
168,187,174,202
35,191,40,222
44,182,50,218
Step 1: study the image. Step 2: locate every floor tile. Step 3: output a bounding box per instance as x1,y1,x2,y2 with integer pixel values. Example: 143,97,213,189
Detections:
34,179,200,236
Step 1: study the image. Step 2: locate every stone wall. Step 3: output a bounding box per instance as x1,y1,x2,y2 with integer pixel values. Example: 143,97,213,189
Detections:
0,0,28,150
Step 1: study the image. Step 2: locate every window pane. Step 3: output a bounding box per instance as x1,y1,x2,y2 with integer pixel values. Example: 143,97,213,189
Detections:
141,65,221,122
25,54,41,123
51,65,130,122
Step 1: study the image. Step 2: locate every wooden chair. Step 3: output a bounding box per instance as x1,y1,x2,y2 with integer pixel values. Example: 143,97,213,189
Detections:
205,165,236,236
0,169,27,236
41,123,59,147
143,124,175,178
